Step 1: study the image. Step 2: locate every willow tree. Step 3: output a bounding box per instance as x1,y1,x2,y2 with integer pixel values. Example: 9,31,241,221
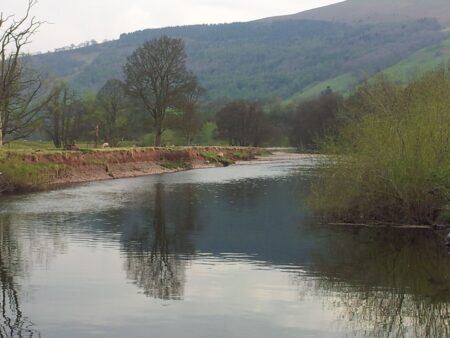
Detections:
124,36,200,146
0,0,46,146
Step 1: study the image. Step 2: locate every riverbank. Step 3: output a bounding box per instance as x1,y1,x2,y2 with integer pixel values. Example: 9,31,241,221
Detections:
0,147,269,193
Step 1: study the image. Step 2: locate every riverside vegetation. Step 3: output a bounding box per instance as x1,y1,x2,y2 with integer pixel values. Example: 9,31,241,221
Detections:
311,69,450,226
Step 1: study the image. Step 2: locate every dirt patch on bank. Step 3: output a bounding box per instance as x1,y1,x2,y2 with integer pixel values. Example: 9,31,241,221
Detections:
0,147,266,192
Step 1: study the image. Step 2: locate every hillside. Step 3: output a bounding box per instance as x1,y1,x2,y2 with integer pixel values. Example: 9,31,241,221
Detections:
30,0,450,102
264,0,450,27
383,38,450,80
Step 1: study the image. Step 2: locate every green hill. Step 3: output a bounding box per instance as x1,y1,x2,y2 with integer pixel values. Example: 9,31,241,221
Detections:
265,0,450,27
30,0,450,102
384,38,450,81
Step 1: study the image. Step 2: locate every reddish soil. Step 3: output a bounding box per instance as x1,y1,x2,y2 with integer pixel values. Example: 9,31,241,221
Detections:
2,147,261,189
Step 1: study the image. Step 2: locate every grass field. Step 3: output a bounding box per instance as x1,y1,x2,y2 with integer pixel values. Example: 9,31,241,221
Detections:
384,38,450,83
1,140,99,151
285,73,359,104
283,39,450,105
1,140,146,154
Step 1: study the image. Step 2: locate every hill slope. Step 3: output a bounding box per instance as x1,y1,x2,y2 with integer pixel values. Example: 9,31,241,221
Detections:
31,0,450,102
264,0,450,27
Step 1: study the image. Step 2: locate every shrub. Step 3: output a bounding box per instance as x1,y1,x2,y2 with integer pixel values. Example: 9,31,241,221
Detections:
311,71,450,225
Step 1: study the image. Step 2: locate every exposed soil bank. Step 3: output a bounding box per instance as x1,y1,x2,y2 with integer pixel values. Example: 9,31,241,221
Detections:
0,147,268,193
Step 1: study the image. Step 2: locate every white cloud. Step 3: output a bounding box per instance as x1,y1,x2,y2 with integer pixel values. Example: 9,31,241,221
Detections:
2,0,343,53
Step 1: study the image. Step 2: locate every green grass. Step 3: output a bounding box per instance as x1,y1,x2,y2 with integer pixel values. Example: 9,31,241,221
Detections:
160,160,191,170
286,73,358,104
284,40,450,106
0,160,66,192
2,140,101,153
199,151,234,167
384,38,450,83
4,140,56,150
253,148,272,157
199,148,270,166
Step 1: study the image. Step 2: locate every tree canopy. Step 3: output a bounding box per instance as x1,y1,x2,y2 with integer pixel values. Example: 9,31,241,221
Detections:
124,36,200,146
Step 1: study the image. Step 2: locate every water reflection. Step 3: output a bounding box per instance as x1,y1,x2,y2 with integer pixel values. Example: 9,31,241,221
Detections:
303,227,450,338
0,158,448,337
123,183,196,300
0,215,41,337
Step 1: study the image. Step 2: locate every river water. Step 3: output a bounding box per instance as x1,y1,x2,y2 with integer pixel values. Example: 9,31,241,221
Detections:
0,156,448,338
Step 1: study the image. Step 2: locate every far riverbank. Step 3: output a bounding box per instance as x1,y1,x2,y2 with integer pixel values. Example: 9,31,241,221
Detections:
0,147,270,193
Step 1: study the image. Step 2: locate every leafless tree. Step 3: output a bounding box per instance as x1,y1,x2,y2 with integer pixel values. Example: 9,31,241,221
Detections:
124,36,200,146
169,84,204,145
43,82,77,148
0,0,47,146
97,79,128,146
216,100,272,147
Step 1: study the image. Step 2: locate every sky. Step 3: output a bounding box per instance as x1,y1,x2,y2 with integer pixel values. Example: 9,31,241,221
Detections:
3,0,343,53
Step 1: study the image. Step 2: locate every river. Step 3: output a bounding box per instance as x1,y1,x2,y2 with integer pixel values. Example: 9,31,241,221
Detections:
0,155,448,337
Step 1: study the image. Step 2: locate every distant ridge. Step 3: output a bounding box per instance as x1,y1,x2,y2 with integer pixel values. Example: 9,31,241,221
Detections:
260,0,450,27
31,0,450,102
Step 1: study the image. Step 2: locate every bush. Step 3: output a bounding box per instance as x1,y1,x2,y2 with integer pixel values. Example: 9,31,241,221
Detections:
311,71,450,225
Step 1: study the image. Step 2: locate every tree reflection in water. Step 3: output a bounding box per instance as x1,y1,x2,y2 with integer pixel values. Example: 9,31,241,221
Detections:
300,227,450,338
0,215,40,337
123,183,197,300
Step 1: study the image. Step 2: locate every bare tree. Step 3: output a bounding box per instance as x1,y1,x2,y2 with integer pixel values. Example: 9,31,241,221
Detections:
169,84,203,145
43,82,76,148
124,36,200,146
289,87,341,149
97,79,128,146
216,100,272,147
0,0,48,146
174,104,203,146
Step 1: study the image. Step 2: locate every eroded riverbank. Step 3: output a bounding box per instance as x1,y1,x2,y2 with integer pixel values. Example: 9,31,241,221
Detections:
0,147,269,193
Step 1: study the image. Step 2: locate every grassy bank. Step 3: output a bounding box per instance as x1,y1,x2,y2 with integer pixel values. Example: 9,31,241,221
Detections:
0,147,269,193
0,156,66,192
310,70,450,226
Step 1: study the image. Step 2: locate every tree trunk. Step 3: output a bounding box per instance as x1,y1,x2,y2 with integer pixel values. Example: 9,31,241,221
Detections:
0,110,5,148
0,109,3,147
185,132,192,146
154,119,163,147
155,130,162,147
0,120,3,148
95,125,100,148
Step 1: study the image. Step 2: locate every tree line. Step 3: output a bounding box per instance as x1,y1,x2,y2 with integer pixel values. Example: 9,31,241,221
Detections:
1,1,343,149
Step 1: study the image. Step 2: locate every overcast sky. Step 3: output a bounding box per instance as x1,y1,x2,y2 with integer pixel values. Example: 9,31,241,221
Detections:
4,0,343,53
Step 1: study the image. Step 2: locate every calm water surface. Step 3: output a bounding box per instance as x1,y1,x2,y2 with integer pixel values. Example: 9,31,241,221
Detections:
0,157,449,337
